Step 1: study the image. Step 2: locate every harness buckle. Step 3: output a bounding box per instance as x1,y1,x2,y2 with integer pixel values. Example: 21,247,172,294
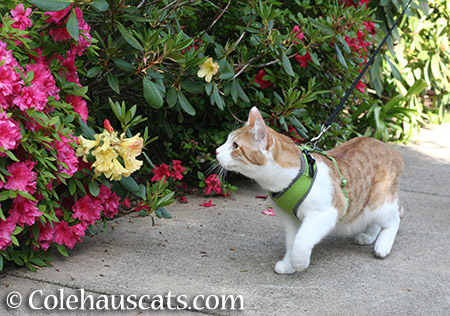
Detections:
309,124,330,150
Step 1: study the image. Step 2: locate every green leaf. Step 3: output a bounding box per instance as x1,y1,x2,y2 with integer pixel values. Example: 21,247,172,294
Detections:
0,256,3,271
120,176,145,198
57,245,69,257
430,55,440,80
180,81,204,94
117,23,144,50
10,235,19,247
66,9,79,41
281,53,295,77
166,87,177,108
112,58,133,72
12,226,23,235
107,72,120,94
158,207,172,219
5,151,20,162
92,0,108,11
178,91,196,116
143,77,164,109
405,79,427,98
386,57,402,81
88,181,100,197
334,43,347,68
79,118,96,140
212,84,225,110
30,258,47,267
28,0,72,11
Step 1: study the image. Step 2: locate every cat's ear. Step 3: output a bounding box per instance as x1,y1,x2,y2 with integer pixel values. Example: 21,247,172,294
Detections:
253,116,267,147
247,107,263,127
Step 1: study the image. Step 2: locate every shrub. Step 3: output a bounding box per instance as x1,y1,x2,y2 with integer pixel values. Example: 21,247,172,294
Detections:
80,0,380,188
364,0,446,141
0,0,173,271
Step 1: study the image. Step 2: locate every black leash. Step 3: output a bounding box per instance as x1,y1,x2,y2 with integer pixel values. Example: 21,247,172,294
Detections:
310,0,413,148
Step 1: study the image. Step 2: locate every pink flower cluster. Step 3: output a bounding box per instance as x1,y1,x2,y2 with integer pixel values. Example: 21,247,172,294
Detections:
45,6,91,56
151,160,186,183
204,174,222,195
0,4,95,253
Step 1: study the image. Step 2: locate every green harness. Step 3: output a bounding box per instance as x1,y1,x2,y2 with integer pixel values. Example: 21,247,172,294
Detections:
269,146,349,221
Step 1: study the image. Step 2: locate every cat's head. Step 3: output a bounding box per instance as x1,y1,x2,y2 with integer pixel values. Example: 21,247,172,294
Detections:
216,107,301,189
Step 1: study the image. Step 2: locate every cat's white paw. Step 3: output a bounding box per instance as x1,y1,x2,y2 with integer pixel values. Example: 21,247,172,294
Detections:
374,245,390,258
274,261,295,275
290,249,311,272
354,233,375,245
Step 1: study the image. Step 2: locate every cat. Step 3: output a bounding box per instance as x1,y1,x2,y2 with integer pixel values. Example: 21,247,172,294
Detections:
216,107,404,274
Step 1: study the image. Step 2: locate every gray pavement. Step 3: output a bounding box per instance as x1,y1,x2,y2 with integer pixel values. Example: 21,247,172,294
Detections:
1,125,450,315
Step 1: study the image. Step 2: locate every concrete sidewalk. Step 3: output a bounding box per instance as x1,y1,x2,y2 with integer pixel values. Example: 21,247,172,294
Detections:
2,125,450,315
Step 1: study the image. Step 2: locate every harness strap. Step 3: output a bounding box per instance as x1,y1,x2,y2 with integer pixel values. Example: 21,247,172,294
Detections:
309,149,350,221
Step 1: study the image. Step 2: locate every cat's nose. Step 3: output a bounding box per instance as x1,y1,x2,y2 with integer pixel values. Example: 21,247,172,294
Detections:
216,150,219,156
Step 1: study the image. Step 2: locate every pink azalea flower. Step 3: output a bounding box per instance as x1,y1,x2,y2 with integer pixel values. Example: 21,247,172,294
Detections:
0,43,23,108
55,134,79,177
121,197,131,208
44,6,72,24
171,160,186,180
356,81,366,93
0,111,22,151
65,95,88,122
292,25,305,44
295,52,313,68
8,196,42,227
178,195,188,203
0,217,16,251
204,174,222,195
199,199,216,207
4,160,37,194
72,194,102,226
34,222,55,251
288,125,304,142
254,69,273,90
10,4,33,30
53,221,85,249
261,208,276,216
13,85,48,111
151,163,171,183
363,21,377,36
26,62,60,99
96,185,120,218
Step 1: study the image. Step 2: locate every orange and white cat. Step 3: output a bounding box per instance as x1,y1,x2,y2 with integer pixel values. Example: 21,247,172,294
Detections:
216,107,404,274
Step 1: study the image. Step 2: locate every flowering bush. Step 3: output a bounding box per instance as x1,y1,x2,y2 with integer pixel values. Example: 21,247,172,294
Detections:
0,1,171,271
77,0,386,193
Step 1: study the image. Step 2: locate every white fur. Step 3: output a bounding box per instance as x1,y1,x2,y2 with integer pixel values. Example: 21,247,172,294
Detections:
217,132,401,275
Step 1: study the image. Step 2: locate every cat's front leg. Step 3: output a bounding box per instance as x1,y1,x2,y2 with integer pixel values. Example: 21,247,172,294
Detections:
290,207,338,272
273,207,300,275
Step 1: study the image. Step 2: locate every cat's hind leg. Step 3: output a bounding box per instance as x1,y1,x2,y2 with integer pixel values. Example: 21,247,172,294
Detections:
354,224,381,245
273,207,301,275
372,199,401,258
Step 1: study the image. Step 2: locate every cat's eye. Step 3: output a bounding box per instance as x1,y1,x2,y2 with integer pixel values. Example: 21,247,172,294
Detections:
232,142,239,150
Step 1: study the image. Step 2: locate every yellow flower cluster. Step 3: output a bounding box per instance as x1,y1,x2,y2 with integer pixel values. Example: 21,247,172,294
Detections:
76,130,143,181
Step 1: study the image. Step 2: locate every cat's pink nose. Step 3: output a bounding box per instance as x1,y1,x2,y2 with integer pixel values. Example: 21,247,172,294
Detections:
216,150,219,155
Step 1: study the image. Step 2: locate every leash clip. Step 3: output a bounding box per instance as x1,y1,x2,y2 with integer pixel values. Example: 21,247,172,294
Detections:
309,124,330,150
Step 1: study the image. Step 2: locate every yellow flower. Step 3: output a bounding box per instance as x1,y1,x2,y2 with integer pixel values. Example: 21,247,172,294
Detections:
117,133,144,176
197,57,219,82
76,128,144,181
76,135,100,162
